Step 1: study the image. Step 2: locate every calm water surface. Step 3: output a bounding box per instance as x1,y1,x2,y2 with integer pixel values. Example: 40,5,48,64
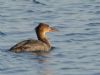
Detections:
0,0,100,75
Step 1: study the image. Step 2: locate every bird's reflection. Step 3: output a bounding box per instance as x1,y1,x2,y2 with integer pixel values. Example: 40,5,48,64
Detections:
32,51,53,75
31,47,55,56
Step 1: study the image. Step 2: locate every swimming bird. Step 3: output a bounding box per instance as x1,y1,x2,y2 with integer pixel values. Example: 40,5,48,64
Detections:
9,23,57,53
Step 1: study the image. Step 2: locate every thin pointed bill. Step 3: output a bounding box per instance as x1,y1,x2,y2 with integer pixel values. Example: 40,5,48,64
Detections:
49,27,58,32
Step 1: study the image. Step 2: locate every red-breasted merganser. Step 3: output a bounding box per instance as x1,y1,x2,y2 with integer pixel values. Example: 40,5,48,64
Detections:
9,23,57,53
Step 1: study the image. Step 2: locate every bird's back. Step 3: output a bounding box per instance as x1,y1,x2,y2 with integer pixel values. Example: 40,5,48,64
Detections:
9,39,50,53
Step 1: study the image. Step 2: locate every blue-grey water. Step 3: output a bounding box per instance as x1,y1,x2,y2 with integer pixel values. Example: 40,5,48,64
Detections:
0,0,100,75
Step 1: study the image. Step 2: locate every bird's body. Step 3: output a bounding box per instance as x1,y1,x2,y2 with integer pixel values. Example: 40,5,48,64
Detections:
9,23,57,53
10,39,50,53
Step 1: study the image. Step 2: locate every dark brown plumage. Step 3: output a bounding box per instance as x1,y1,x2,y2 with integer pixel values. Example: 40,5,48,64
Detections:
9,23,57,53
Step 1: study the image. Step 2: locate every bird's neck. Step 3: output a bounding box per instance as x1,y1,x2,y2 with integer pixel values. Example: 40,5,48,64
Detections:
36,31,51,48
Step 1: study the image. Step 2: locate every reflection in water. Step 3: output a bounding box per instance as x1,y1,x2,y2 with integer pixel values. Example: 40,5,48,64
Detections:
32,52,50,56
31,47,55,56
32,52,52,75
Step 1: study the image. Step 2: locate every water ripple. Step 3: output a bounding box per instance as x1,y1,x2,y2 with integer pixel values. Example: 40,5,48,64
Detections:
0,31,6,36
86,23,100,26
32,0,46,5
27,10,34,13
65,32,98,36
95,11,100,14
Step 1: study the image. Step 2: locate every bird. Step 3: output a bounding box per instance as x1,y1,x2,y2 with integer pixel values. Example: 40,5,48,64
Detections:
9,23,57,53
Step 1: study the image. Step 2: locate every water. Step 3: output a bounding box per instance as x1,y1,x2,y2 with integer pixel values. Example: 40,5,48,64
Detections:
0,0,100,75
